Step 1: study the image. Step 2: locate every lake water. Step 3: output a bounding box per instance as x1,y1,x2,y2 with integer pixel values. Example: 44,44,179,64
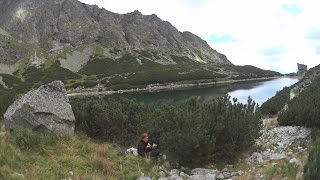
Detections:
115,78,299,105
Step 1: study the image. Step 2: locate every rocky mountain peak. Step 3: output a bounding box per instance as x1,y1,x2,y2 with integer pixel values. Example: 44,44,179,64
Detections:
129,10,143,16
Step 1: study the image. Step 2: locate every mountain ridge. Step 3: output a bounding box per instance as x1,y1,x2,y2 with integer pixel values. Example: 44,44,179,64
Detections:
0,0,231,69
0,0,281,93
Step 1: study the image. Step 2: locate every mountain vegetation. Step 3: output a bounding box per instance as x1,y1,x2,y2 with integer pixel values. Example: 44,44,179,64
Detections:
0,0,292,178
261,87,291,116
259,66,320,179
71,96,262,167
0,123,159,179
278,77,320,128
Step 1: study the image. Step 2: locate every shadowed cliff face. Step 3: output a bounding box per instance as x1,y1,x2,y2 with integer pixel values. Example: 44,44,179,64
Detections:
0,0,231,65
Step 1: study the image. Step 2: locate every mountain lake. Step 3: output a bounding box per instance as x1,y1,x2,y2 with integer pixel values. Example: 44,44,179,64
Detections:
112,78,299,105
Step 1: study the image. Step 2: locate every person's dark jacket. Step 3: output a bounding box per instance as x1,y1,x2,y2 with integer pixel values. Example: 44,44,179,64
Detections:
137,140,152,157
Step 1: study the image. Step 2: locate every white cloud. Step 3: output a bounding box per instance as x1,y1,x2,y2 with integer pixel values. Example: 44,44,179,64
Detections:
79,0,320,73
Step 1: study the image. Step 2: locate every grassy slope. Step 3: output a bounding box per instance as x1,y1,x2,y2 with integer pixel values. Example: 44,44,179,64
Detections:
79,51,280,90
0,120,158,180
0,44,281,92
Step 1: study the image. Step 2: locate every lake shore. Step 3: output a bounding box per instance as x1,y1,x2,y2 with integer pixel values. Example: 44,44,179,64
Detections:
68,76,295,97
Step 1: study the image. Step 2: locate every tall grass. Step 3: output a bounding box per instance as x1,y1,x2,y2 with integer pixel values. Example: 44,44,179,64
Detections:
0,120,158,179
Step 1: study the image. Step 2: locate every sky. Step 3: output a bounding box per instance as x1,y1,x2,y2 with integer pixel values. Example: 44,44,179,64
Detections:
79,0,320,73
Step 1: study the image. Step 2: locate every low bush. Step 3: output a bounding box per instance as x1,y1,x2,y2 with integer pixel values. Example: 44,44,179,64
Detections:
72,98,149,145
261,87,291,115
278,78,320,128
71,95,262,167
0,74,21,88
0,90,18,115
0,61,81,116
220,65,281,79
82,80,98,88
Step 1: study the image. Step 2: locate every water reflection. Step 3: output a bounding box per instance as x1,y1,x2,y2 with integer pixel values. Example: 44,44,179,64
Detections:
116,78,298,105
228,78,298,105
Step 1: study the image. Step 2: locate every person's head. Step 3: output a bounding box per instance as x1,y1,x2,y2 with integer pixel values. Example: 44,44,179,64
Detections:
140,133,149,143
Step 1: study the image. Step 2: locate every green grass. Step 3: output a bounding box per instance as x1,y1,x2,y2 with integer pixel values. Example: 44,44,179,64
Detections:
304,138,320,179
264,161,301,180
0,122,159,180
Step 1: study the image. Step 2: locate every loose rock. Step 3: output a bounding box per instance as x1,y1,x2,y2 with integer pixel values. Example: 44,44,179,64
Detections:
137,177,152,180
169,169,180,176
263,126,311,148
216,173,224,179
191,168,219,175
246,152,263,164
189,175,206,180
159,171,166,178
270,153,287,160
289,158,301,166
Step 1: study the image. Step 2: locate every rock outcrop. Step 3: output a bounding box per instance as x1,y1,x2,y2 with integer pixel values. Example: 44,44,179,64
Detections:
4,81,75,136
260,126,311,148
139,168,245,180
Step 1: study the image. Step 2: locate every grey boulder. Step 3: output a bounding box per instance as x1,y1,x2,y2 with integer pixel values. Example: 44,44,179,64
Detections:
4,81,76,136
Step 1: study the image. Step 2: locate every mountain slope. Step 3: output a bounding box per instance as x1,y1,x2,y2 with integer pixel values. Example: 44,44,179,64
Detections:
0,0,230,68
0,0,280,93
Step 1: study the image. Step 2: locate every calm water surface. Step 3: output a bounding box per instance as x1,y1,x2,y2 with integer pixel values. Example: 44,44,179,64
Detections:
116,78,298,105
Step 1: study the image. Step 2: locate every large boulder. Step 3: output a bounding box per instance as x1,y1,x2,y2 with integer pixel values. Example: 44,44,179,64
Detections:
4,81,75,136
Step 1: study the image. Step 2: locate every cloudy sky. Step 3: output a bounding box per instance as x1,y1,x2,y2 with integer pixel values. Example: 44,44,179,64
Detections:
79,0,320,73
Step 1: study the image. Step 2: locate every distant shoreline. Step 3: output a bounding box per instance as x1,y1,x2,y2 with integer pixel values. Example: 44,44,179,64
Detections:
68,76,296,97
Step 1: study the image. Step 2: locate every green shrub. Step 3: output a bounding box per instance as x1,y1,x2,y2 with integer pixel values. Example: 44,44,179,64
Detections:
71,95,262,167
82,80,98,88
156,98,216,166
0,73,21,88
81,53,228,90
278,78,320,128
0,90,17,115
261,87,291,115
220,65,281,79
72,98,149,145
23,61,81,85
0,61,81,116
304,138,320,180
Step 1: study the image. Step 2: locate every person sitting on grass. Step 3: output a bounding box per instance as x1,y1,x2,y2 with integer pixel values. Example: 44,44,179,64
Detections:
137,133,160,158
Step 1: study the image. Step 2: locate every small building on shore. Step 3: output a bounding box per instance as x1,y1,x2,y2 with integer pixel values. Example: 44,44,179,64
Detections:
297,63,307,73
